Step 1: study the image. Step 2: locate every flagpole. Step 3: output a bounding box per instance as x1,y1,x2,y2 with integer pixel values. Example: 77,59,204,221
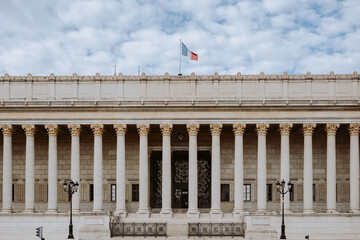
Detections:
179,39,182,76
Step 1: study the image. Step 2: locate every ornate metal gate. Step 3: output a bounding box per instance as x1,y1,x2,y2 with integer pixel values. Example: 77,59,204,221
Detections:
150,151,162,208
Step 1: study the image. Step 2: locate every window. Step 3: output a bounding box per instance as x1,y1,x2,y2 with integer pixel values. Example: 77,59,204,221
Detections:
290,184,294,201
132,184,139,202
90,184,94,202
221,184,230,201
313,184,316,201
111,184,116,202
243,184,251,201
12,184,14,202
267,184,272,201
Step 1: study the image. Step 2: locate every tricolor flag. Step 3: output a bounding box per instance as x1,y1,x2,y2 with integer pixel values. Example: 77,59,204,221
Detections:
181,42,198,61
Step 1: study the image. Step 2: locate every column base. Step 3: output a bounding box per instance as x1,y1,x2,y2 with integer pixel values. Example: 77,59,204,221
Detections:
187,209,200,219
114,209,128,217
72,209,81,214
0,209,12,214
256,209,267,215
45,209,58,214
326,209,339,214
232,209,245,218
160,209,173,218
93,209,104,213
284,209,292,214
137,209,150,218
23,208,35,214
210,209,223,219
350,209,360,214
303,209,315,214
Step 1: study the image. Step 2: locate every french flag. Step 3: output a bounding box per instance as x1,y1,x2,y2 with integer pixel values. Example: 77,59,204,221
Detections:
181,42,198,61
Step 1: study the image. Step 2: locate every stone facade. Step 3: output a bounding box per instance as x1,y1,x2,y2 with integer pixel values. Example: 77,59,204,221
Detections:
0,72,360,240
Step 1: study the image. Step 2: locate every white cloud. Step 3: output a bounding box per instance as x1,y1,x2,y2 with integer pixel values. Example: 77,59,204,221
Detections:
0,0,359,76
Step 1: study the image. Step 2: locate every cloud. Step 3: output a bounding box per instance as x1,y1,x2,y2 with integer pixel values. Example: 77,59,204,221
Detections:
0,0,359,76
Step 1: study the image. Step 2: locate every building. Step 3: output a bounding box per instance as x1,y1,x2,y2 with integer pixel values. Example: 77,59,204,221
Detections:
0,72,360,239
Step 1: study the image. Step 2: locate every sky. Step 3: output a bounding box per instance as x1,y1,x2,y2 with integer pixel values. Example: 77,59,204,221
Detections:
0,0,359,76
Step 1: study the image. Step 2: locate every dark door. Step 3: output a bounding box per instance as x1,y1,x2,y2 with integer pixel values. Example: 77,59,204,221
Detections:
172,151,189,208
150,151,162,208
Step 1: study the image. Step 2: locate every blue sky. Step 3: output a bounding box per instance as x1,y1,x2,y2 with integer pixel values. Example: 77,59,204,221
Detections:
0,0,359,76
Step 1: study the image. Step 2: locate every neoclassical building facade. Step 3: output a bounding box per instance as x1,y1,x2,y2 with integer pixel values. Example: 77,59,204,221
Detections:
0,72,360,239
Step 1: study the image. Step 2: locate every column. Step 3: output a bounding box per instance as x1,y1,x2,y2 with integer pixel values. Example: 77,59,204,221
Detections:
68,124,81,213
303,123,316,213
256,123,269,213
210,124,223,218
114,124,127,216
187,124,200,218
45,124,58,213
349,124,360,213
326,123,339,213
22,124,36,213
1,124,13,213
91,124,104,213
280,123,292,213
233,124,246,217
160,124,173,217
137,124,150,216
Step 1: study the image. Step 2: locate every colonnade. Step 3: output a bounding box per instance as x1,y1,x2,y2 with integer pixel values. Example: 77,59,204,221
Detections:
0,123,359,217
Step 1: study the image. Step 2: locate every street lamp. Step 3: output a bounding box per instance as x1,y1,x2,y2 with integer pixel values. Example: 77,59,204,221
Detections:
63,180,79,239
276,179,293,239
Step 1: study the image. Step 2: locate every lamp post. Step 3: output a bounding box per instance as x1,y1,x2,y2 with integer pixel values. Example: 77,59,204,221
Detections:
63,180,79,239
276,179,293,239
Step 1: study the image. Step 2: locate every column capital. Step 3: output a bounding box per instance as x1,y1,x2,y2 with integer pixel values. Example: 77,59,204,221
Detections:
233,123,246,135
349,123,360,135
279,123,293,135
45,124,58,135
303,123,316,135
187,124,200,136
210,124,223,136
0,124,13,136
256,123,269,136
91,124,104,135
114,124,127,135
68,124,81,135
326,123,339,135
160,124,173,135
22,124,36,135
137,124,150,135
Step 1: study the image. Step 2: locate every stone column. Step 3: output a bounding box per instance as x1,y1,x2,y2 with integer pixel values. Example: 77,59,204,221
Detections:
326,123,339,213
280,123,292,213
187,124,200,218
233,123,246,218
22,124,36,213
45,124,58,213
303,123,316,213
68,124,81,213
114,124,127,216
91,124,104,213
256,123,269,213
349,124,360,213
160,124,173,217
137,124,150,217
210,124,223,218
1,124,13,213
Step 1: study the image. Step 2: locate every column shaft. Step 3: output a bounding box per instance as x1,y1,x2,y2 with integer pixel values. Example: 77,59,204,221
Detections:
326,123,339,213
46,124,58,213
91,124,104,213
1,125,13,213
280,123,292,212
303,123,316,213
256,124,269,213
69,124,81,213
349,124,360,212
233,124,245,216
23,124,35,213
114,124,127,215
210,124,222,218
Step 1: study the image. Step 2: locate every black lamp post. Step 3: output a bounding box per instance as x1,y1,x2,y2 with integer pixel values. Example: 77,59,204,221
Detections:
276,179,293,239
63,180,79,239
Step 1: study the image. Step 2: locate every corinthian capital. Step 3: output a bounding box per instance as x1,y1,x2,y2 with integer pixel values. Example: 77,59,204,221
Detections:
279,123,293,135
160,124,173,135
0,124,13,136
137,124,150,135
233,123,246,135
303,123,316,135
256,123,269,136
186,124,200,136
45,124,58,135
326,123,339,135
349,123,360,135
22,124,36,135
68,124,81,135
210,124,223,136
114,124,127,135
90,124,104,135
